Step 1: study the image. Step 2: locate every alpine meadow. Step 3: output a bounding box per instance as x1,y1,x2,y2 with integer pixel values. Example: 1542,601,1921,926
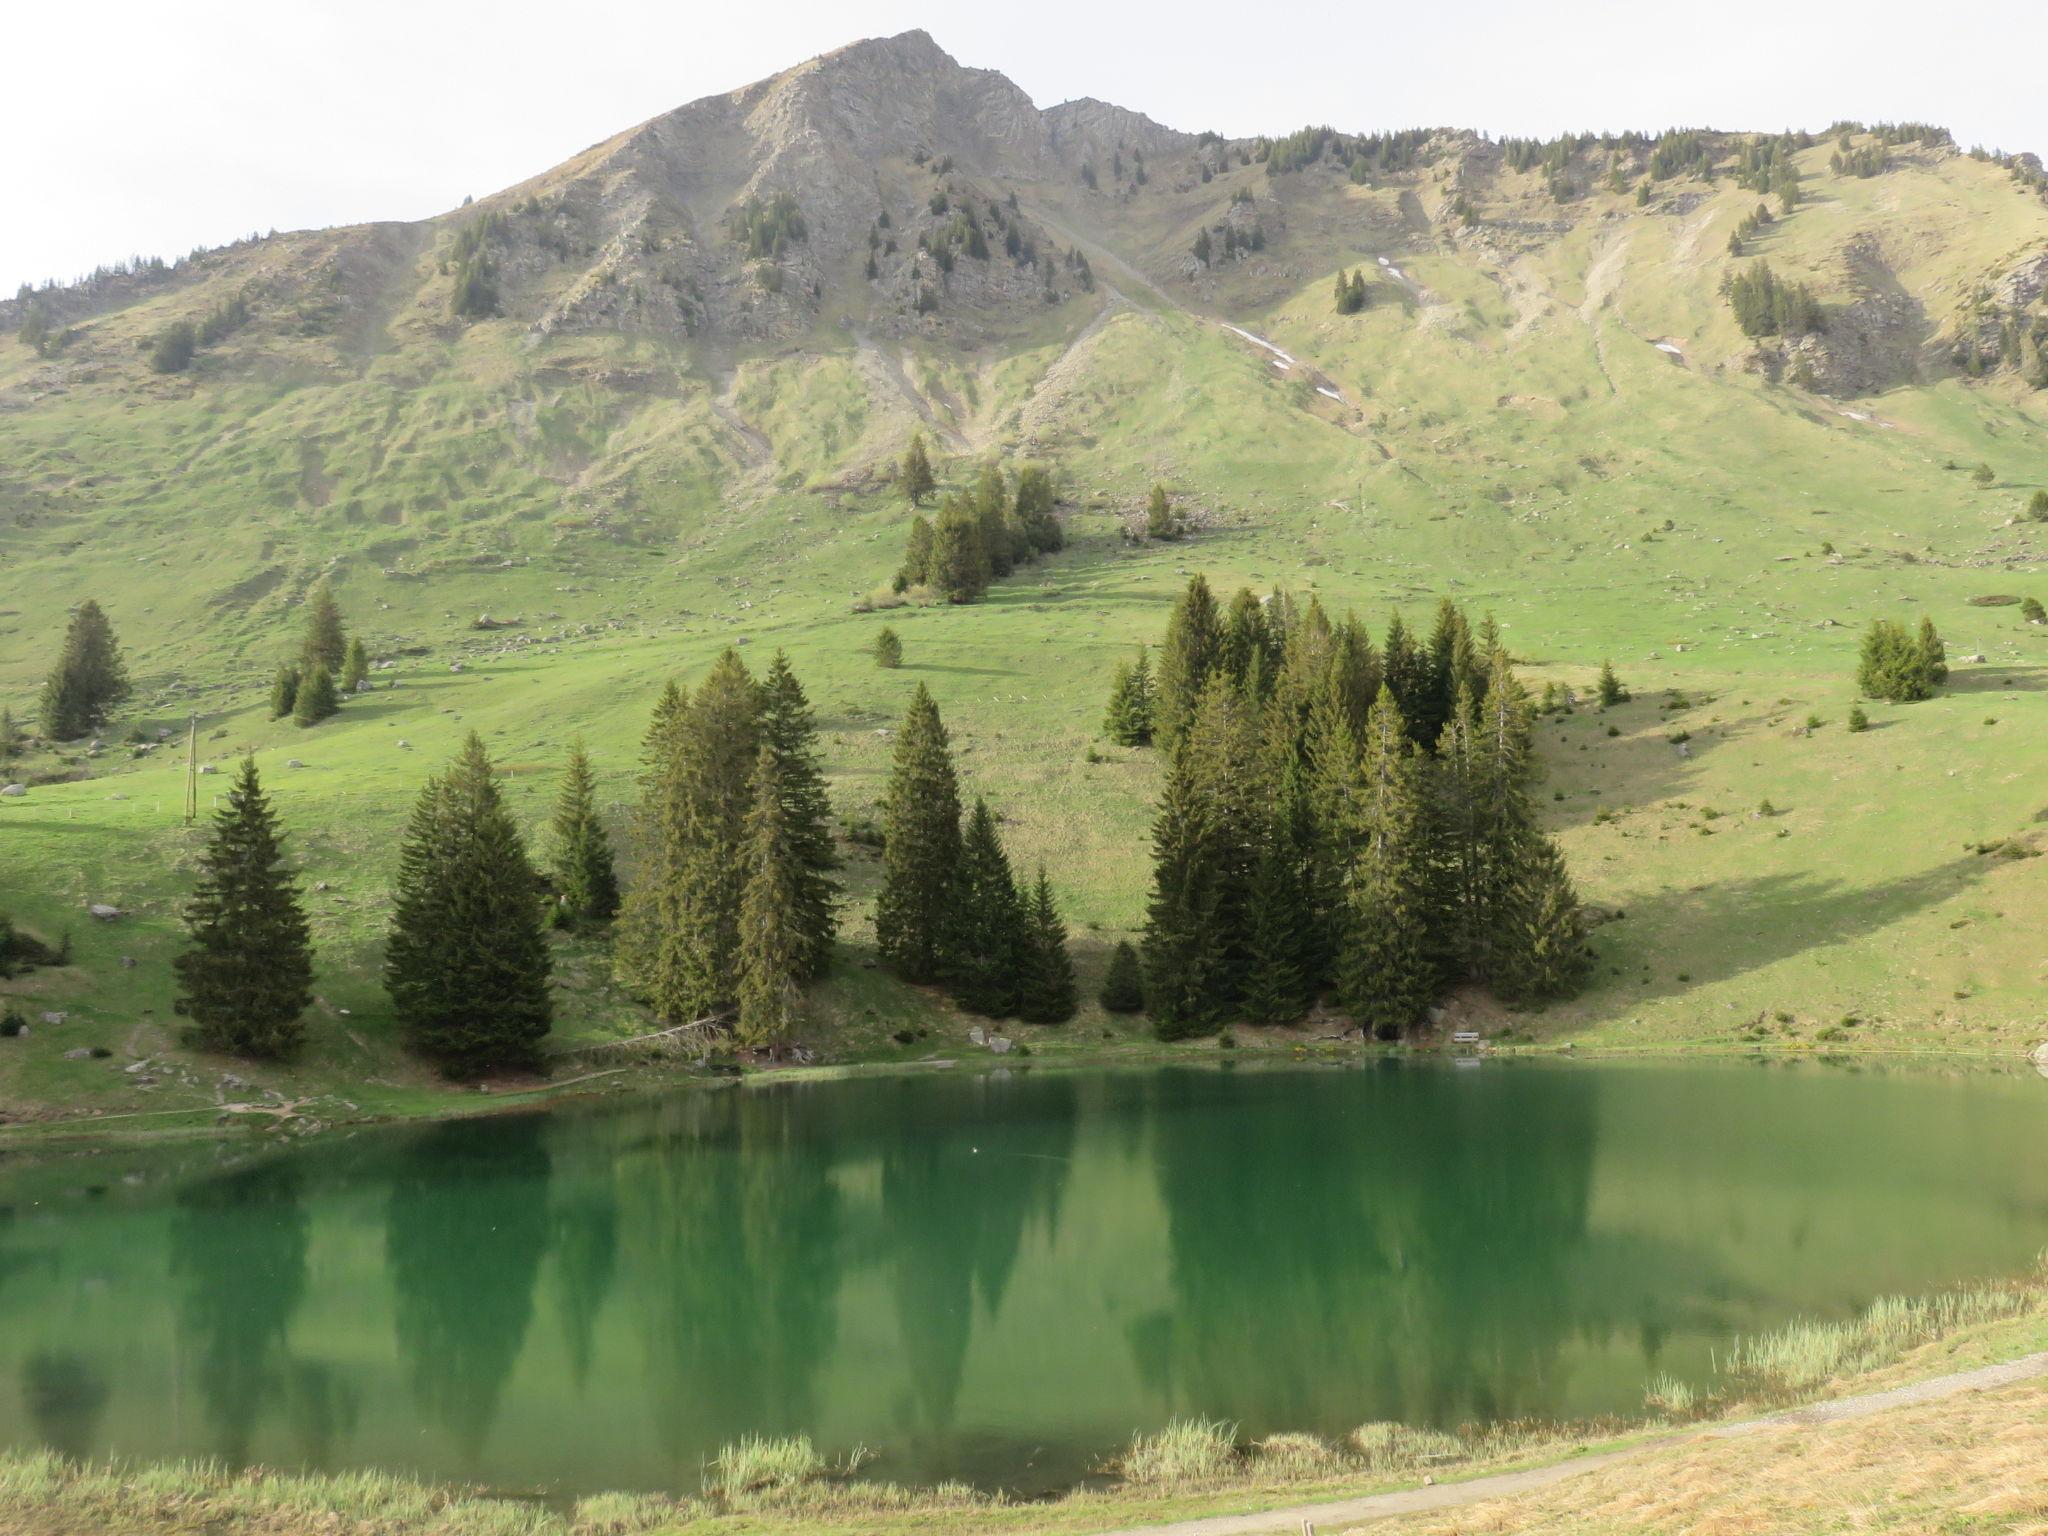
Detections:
4,21,2048,1535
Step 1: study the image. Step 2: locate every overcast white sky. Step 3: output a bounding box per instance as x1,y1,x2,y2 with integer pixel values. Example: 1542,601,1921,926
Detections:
8,0,2045,294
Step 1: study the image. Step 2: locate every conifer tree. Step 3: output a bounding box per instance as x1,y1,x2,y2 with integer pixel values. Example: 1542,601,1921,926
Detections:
874,626,903,668
1916,616,1948,685
385,734,552,1075
1418,598,1470,747
1494,834,1590,1005
39,600,129,739
1380,611,1428,741
897,515,936,590
268,665,300,720
1335,687,1436,1039
875,684,963,983
1100,939,1144,1012
1011,465,1062,554
947,798,1026,1016
546,740,619,924
1464,651,1540,986
1154,574,1221,751
1328,614,1382,741
759,652,840,980
292,664,338,727
1141,732,1223,1038
901,432,936,505
1857,617,1942,702
735,745,803,1055
1103,650,1155,745
1017,866,1078,1023
933,493,991,602
1302,681,1363,983
1145,483,1179,540
614,682,691,1010
300,584,347,675
0,706,17,761
673,651,761,1016
341,637,370,693
971,461,1014,578
1597,659,1627,706
1220,587,1272,692
1240,766,1317,1024
172,759,313,1060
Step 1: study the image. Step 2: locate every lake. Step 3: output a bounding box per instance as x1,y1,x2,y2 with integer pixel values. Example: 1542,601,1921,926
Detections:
2,1058,2045,1495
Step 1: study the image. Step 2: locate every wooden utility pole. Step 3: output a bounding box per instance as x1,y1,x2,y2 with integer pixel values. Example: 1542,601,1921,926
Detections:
184,715,198,824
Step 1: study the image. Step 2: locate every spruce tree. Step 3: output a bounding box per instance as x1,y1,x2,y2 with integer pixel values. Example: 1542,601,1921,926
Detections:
933,493,991,602
759,651,840,980
1465,651,1540,987
1154,574,1221,751
1419,598,1469,745
1145,483,1178,540
1916,615,1948,685
300,584,347,675
1219,587,1272,692
1240,765,1317,1024
875,625,903,668
1103,650,1155,745
1336,686,1436,1039
875,683,963,983
172,758,314,1060
1017,866,1078,1023
385,734,552,1076
947,798,1026,1016
898,515,936,590
1597,659,1627,706
1141,732,1224,1038
341,637,370,693
292,664,338,727
546,740,619,924
614,682,691,1011
1011,464,1062,554
972,461,1014,578
1380,611,1428,742
901,432,936,505
267,665,300,721
673,651,761,1016
1328,614,1382,741
735,745,803,1055
0,706,17,761
39,599,129,739
1100,939,1145,1013
1495,834,1590,1005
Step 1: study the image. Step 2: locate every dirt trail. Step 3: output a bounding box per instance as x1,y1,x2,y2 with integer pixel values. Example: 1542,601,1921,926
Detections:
1087,1351,2048,1536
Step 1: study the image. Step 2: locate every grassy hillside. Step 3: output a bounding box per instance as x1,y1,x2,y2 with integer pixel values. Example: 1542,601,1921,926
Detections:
5,105,2048,1130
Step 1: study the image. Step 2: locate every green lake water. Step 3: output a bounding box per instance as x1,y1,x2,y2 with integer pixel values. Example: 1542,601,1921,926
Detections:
2,1058,2045,1495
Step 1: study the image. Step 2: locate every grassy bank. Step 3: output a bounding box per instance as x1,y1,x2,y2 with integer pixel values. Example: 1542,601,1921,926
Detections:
5,1263,2043,1535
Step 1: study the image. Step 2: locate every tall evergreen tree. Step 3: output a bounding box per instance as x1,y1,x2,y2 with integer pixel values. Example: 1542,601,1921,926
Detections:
1328,614,1382,742
1494,835,1590,1005
1103,650,1155,746
759,652,840,980
1011,464,1062,554
39,600,129,740
1099,939,1145,1013
874,625,904,668
385,734,552,1076
1017,866,1078,1023
292,664,338,727
546,740,619,924
947,798,1026,1016
614,682,691,1011
897,515,936,590
1141,732,1224,1039
932,493,991,602
0,706,18,761
341,637,370,693
901,432,936,505
1916,615,1948,685
971,461,1014,578
267,665,300,721
1219,587,1272,692
1465,651,1539,987
1335,686,1436,1039
1380,611,1428,742
673,651,761,1017
1145,483,1179,540
735,745,803,1055
1240,763,1317,1024
1154,574,1221,751
172,759,314,1059
875,684,963,983
300,584,347,676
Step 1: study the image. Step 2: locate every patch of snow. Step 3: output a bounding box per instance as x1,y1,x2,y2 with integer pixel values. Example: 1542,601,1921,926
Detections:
1316,385,1343,401
1222,324,1297,369
1376,256,1391,267
1386,266,1405,280
1653,341,1684,356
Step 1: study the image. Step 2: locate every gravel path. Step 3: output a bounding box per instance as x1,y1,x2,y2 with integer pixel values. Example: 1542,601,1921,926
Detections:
1088,1351,2048,1536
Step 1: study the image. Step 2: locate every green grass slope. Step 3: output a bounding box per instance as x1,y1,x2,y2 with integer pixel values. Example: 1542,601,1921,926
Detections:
4,130,2048,1130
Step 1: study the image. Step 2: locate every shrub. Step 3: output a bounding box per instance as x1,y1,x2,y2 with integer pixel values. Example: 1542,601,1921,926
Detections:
873,626,902,668
2029,490,2048,521
1971,462,1995,487
1847,703,1869,732
1857,616,1944,702
2022,597,2045,623
149,321,196,374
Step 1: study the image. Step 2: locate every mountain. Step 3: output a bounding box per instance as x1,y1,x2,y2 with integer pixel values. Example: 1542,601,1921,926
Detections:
3,32,2048,1124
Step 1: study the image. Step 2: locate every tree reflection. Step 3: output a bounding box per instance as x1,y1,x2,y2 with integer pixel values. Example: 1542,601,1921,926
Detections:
19,1351,109,1460
384,1116,553,1462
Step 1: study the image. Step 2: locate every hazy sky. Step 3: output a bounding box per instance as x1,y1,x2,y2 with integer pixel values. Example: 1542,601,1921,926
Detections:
9,0,2045,294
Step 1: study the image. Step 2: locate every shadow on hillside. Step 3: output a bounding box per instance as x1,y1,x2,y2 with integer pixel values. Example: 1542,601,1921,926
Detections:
1537,702,1781,833
1584,853,1987,1007
1940,664,2048,695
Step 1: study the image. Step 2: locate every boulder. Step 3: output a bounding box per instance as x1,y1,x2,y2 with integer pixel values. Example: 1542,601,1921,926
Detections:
989,1036,1014,1054
968,1024,987,1046
87,904,122,921
41,1011,66,1026
286,758,305,769
0,784,25,797
63,1048,91,1060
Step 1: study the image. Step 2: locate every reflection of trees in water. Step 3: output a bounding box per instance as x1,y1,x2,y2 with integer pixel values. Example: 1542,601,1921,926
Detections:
550,1176,618,1395
384,1116,553,1463
1137,1064,1604,1432
879,1072,1078,1435
617,1090,842,1466
170,1160,310,1463
20,1351,109,1460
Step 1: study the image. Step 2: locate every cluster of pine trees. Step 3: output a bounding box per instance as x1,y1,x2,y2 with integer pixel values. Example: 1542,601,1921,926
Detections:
896,458,1063,603
1723,261,1824,339
1113,578,1590,1039
1332,269,1373,314
448,213,504,320
1830,142,1889,178
873,684,1076,1024
614,650,840,1053
1857,615,1947,703
268,583,368,728
38,600,130,741
1727,202,1776,256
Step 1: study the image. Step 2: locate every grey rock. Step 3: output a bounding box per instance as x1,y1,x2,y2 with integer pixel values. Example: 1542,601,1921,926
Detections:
87,903,122,921
0,784,24,797
41,1011,66,1026
63,1048,91,1060
989,1036,1014,1054
286,758,305,768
